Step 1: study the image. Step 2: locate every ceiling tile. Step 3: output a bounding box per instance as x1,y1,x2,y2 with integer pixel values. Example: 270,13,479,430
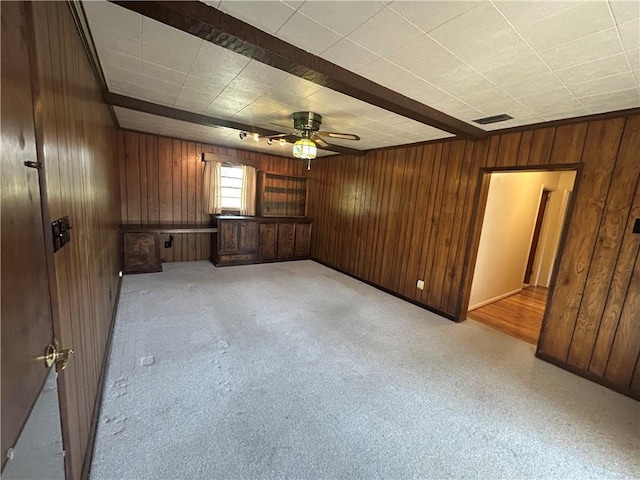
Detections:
83,1,141,40
238,61,289,88
205,96,247,117
428,3,534,72
322,39,380,72
140,75,183,96
106,78,141,97
493,1,578,27
175,87,220,112
347,7,424,57
218,77,269,104
89,24,140,58
142,17,202,54
357,58,437,101
539,27,624,70
569,72,639,98
390,1,480,33
500,71,565,98
629,48,640,69
141,61,186,86
518,87,584,116
542,107,589,121
96,47,140,74
218,0,297,34
579,88,640,110
554,53,631,85
142,41,199,72
479,53,550,85
182,75,231,95
619,19,640,51
609,1,640,24
298,1,385,36
261,76,323,106
512,1,615,51
189,42,250,80
136,88,179,107
276,12,342,55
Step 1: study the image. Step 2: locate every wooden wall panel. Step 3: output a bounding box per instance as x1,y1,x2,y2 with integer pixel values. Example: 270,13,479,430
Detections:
307,114,640,399
119,131,307,262
28,2,121,478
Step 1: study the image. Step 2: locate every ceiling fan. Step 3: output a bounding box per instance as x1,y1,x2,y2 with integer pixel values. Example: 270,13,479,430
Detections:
267,112,361,164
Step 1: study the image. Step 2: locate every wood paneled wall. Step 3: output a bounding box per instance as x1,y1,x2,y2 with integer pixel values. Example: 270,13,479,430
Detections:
28,2,121,478
307,114,640,399
119,130,307,261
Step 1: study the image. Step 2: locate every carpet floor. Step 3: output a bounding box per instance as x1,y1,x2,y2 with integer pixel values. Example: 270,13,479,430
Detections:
91,261,639,479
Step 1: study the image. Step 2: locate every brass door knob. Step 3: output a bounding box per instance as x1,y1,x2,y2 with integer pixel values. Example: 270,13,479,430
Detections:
42,344,75,371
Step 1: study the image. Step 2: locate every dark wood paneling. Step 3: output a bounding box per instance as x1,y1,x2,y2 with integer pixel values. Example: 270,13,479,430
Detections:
27,2,122,478
120,131,307,263
1,2,54,467
307,113,640,399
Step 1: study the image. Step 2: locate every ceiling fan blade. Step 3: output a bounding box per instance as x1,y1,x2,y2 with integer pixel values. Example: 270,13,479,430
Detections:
311,135,330,148
317,141,365,156
317,131,361,141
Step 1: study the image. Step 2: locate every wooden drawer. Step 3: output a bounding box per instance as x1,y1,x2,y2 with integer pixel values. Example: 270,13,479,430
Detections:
216,252,258,266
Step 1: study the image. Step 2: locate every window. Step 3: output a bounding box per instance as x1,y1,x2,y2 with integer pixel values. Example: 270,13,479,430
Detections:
220,165,243,210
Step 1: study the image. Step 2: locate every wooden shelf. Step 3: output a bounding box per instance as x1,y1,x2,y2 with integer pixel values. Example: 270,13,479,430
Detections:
257,171,307,217
121,223,218,234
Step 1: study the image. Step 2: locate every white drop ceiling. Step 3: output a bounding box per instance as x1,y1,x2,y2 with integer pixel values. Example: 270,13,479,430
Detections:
83,0,640,158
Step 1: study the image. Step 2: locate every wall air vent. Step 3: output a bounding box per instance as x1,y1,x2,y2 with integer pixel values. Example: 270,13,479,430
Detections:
473,114,513,125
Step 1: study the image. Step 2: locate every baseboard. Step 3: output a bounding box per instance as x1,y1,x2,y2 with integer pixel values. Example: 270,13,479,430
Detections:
81,275,122,480
535,351,639,401
468,287,522,312
311,258,456,321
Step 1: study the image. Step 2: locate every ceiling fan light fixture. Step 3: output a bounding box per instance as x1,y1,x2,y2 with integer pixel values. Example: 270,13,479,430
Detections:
293,138,317,160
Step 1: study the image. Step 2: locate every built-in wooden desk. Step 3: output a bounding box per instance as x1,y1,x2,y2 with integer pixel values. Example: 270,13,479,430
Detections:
121,224,218,274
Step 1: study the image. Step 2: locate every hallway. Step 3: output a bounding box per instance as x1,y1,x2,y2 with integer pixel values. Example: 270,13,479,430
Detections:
467,286,548,344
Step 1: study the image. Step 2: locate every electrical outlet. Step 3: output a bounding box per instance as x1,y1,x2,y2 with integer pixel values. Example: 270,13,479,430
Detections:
416,280,425,290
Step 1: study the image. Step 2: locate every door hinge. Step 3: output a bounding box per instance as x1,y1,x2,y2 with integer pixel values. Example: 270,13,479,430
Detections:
23,161,42,169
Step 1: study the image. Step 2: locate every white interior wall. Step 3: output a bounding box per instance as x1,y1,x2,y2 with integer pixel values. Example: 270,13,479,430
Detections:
468,171,569,311
532,171,576,287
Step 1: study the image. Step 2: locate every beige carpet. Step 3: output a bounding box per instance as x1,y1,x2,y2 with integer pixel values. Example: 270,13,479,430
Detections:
91,260,640,479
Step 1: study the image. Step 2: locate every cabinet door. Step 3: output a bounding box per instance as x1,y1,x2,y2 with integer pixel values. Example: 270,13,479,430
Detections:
123,232,161,273
277,223,295,259
294,223,311,258
259,223,277,261
239,221,258,251
219,221,239,253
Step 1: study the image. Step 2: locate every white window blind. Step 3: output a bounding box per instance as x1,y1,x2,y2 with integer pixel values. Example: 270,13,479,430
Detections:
220,165,243,210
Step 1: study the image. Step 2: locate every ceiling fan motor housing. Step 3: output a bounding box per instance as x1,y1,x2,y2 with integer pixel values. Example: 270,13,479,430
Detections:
292,111,322,133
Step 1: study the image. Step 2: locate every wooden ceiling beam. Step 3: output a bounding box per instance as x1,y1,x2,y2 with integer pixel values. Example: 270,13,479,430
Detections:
110,1,488,140
104,93,366,156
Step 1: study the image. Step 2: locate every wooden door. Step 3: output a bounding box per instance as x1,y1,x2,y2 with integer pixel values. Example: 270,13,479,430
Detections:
1,0,57,470
219,220,239,253
259,223,278,260
239,221,258,252
277,223,296,259
294,223,311,258
524,190,551,284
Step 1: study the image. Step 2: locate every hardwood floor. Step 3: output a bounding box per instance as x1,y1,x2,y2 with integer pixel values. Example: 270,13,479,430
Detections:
467,286,548,345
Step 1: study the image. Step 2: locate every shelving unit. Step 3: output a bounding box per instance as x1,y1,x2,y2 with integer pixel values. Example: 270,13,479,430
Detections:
257,172,307,217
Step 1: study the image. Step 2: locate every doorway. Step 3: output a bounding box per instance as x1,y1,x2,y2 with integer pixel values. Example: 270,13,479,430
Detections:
465,168,577,345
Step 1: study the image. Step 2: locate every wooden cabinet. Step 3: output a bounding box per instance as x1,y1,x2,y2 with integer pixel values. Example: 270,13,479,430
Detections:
123,232,162,274
257,172,307,217
211,217,258,266
212,216,312,266
259,223,278,261
258,219,312,262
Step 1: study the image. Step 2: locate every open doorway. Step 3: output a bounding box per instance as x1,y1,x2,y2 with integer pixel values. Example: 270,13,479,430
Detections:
466,168,577,345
